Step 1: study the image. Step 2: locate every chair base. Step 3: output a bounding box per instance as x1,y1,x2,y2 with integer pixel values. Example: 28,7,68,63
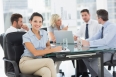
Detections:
113,71,116,77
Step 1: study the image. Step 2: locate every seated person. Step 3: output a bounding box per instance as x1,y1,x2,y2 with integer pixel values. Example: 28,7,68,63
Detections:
19,12,62,77
73,9,101,77
82,9,116,77
5,13,29,35
47,14,68,74
47,14,68,42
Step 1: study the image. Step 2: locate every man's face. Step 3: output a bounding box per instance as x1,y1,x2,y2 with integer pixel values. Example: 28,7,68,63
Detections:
81,12,90,23
16,18,23,29
97,15,101,24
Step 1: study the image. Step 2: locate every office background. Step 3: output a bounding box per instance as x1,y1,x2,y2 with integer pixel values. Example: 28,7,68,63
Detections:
0,0,115,77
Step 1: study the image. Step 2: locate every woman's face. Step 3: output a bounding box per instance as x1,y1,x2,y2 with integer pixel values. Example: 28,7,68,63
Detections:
55,18,62,26
30,16,43,30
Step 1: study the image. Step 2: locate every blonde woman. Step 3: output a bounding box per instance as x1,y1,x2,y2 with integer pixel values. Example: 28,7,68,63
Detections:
47,14,68,74
47,14,68,42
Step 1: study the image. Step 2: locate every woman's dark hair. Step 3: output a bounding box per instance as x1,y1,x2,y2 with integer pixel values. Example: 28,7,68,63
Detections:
29,12,44,22
96,9,108,21
11,13,23,24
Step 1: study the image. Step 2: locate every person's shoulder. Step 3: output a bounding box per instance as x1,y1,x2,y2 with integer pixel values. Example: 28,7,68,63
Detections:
47,25,53,28
109,22,116,28
5,27,15,35
91,19,98,23
5,28,10,34
22,31,30,38
40,29,47,34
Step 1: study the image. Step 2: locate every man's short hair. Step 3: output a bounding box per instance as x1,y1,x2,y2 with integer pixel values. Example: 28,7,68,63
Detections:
11,13,23,24
96,9,108,21
80,9,90,14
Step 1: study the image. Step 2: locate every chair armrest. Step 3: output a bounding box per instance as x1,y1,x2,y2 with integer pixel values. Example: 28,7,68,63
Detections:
3,57,20,76
111,51,116,64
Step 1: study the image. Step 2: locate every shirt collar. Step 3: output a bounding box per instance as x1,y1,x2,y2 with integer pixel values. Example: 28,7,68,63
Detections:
102,20,111,28
28,29,43,36
10,26,17,29
86,19,92,25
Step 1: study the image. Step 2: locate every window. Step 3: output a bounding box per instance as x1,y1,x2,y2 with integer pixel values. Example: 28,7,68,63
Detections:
77,11,80,19
115,15,116,19
77,22,81,25
43,23,46,26
115,2,116,6
45,0,51,7
47,12,51,20
42,13,46,21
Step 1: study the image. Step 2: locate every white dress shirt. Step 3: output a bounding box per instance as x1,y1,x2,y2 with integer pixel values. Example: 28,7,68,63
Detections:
5,26,26,35
75,19,102,39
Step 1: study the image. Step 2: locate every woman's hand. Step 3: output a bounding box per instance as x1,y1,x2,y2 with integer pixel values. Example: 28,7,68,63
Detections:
52,39,56,43
74,35,77,41
54,46,62,52
62,26,68,30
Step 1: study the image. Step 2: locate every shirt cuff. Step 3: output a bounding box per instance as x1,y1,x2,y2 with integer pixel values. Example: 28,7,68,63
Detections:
89,41,95,46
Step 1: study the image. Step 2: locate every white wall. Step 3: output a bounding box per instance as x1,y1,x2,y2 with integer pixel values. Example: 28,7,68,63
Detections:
0,0,4,33
96,0,107,10
51,0,77,27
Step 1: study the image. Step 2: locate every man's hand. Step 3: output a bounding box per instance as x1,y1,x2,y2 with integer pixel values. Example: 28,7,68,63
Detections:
82,40,90,47
22,24,29,31
62,26,68,30
74,35,77,41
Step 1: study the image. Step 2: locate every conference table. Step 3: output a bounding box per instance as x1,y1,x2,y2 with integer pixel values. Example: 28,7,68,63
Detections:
44,44,116,77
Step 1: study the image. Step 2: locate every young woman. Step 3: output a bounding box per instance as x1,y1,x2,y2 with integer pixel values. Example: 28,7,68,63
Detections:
19,12,62,77
47,14,68,42
47,14,68,74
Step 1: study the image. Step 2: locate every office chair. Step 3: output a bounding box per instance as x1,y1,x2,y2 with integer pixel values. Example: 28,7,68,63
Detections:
40,27,47,31
104,52,116,77
3,32,40,77
0,33,4,48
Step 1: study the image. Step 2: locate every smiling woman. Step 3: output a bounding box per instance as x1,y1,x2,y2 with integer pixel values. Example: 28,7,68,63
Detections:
19,12,62,77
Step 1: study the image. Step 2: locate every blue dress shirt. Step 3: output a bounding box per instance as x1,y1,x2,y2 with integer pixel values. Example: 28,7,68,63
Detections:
88,21,116,48
21,29,48,58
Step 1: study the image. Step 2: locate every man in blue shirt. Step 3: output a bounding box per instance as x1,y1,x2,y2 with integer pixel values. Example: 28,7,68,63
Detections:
82,9,116,77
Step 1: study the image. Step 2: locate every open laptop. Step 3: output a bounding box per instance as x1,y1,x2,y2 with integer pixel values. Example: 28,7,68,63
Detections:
54,30,75,44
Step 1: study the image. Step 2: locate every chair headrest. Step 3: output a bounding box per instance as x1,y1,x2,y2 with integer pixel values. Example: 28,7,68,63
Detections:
5,32,26,45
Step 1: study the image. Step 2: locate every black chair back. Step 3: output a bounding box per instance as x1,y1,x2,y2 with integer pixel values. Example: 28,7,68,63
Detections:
40,27,47,31
0,33,4,48
3,32,26,74
3,32,39,77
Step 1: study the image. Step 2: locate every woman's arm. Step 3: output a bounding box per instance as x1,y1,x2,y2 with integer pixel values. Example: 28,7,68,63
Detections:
44,40,51,50
24,42,62,56
48,32,56,42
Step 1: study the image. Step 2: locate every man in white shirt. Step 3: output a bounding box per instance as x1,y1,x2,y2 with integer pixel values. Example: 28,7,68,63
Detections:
5,13,29,34
73,9,101,77
74,9,101,40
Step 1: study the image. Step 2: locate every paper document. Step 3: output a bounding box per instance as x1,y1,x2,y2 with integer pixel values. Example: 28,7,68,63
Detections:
90,45,103,48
